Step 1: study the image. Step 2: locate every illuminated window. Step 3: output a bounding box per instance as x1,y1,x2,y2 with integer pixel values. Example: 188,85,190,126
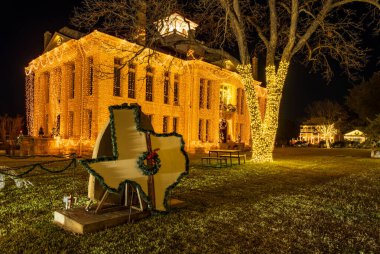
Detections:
68,111,74,137
69,63,75,99
113,58,122,97
146,66,153,101
45,72,50,103
174,74,179,106
206,81,211,109
87,57,93,96
173,117,178,133
163,116,168,133
164,72,169,104
87,109,92,139
199,79,204,108
198,119,203,141
220,84,232,106
128,63,136,99
206,119,210,141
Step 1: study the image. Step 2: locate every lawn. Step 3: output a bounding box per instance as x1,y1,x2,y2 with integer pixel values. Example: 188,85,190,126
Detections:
0,148,379,253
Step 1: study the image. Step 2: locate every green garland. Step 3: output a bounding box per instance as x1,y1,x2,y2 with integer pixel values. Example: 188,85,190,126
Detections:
0,158,77,178
0,153,76,160
79,103,189,213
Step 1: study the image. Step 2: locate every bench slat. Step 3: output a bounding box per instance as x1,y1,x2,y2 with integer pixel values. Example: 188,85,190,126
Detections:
219,154,245,158
201,156,228,168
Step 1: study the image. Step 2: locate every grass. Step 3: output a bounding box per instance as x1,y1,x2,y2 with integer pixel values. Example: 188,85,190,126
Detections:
0,148,379,253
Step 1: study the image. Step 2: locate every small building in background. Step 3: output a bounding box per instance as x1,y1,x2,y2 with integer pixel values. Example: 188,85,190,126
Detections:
343,129,366,143
298,124,340,145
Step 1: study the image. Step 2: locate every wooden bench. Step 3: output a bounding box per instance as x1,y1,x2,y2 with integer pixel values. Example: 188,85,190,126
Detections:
220,154,246,165
201,157,228,168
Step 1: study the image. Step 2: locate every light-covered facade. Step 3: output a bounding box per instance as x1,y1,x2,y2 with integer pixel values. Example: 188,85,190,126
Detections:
299,124,338,144
25,29,266,154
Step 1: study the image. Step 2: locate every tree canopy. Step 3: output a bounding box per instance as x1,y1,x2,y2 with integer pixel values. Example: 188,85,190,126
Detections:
346,72,380,122
305,99,348,130
72,0,380,162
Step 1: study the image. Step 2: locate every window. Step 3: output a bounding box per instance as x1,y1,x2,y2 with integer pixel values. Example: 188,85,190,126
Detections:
128,63,136,99
56,115,61,135
87,57,93,96
57,68,62,103
206,119,210,141
220,84,232,106
146,114,153,126
173,74,179,105
45,114,49,135
164,72,169,104
239,124,244,141
206,81,211,109
236,88,240,113
146,66,153,101
199,79,205,108
173,117,178,133
45,72,50,103
113,58,122,97
69,63,75,99
240,90,245,114
198,119,203,141
68,111,74,137
163,116,168,133
87,109,92,139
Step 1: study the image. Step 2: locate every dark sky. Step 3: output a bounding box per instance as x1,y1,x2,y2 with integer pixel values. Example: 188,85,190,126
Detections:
0,1,78,117
1,1,379,131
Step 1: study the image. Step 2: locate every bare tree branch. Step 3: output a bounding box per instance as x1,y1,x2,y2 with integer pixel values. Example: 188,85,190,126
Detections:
291,0,333,57
267,0,278,65
331,0,380,10
281,0,299,61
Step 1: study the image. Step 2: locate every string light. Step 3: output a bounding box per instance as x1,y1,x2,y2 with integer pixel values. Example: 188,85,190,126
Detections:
25,30,267,154
315,124,337,148
237,61,289,163
25,73,35,135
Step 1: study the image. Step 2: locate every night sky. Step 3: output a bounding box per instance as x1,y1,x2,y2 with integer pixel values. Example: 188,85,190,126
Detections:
0,1,77,117
1,1,378,134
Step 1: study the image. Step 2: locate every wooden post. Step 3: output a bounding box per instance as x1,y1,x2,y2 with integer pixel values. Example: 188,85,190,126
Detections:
145,132,156,209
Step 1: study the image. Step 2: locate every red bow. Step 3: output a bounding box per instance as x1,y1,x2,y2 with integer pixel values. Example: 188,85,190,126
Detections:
147,148,160,160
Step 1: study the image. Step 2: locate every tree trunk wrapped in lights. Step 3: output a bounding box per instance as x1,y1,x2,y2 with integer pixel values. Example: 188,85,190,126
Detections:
238,61,289,162
67,0,380,162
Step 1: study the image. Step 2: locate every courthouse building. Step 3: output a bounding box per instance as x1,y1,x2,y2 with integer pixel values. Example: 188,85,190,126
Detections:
25,14,266,154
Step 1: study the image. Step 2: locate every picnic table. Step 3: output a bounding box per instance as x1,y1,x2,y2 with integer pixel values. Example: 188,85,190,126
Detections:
207,149,246,166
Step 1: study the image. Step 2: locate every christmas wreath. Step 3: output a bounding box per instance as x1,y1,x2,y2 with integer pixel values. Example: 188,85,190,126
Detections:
137,148,161,175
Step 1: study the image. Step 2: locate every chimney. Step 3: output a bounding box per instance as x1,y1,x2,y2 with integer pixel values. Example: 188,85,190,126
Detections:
251,56,259,80
44,31,52,50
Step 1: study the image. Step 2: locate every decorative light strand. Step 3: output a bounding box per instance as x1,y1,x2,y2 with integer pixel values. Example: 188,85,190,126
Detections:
25,30,266,154
237,61,290,163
